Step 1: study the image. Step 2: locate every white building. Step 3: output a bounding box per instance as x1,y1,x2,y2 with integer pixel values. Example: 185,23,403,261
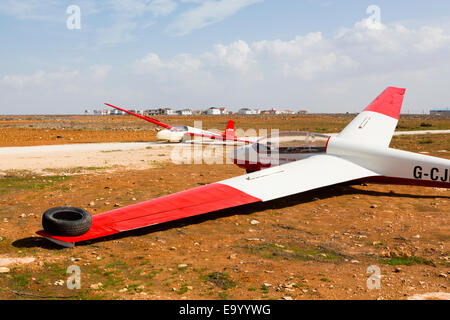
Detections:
162,108,177,115
207,107,221,115
238,108,258,115
430,108,450,115
145,109,160,116
129,109,144,115
110,109,125,115
94,109,111,115
177,109,193,116
262,108,282,115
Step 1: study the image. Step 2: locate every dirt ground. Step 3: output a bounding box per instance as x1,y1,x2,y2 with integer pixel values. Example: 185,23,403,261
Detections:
0,115,448,300
1,114,450,147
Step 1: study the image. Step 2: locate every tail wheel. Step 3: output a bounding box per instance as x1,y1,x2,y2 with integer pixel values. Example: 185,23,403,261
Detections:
42,207,92,237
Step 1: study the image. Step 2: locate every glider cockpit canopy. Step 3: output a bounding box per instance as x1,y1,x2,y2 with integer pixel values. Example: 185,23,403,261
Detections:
254,131,330,154
170,125,189,132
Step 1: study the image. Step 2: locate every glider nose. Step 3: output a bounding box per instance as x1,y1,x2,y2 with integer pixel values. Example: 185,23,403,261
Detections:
157,129,171,141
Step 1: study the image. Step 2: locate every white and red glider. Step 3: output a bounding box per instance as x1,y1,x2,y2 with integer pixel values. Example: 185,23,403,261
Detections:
104,103,253,143
38,87,449,247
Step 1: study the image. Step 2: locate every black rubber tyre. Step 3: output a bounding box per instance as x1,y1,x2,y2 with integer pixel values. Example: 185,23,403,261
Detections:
42,207,92,237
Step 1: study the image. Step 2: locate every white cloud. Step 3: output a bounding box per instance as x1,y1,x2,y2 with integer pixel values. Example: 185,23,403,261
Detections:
205,40,256,72
166,0,263,36
2,69,80,89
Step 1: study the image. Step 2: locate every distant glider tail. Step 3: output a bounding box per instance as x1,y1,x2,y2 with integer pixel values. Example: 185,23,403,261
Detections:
337,87,406,147
104,103,173,130
224,120,235,138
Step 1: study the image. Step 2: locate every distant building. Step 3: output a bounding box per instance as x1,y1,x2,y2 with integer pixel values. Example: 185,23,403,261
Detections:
262,108,282,115
110,109,125,115
283,110,295,114
298,110,308,115
430,107,450,115
162,108,176,115
145,109,160,116
177,109,193,116
207,107,221,115
129,109,143,115
238,108,258,115
93,109,111,115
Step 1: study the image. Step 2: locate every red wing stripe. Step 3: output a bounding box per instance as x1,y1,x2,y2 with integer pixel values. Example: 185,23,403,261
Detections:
104,103,173,129
36,183,261,243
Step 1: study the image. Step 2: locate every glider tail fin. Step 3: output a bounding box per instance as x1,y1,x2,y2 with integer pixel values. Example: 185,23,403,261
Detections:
224,120,235,138
337,87,406,147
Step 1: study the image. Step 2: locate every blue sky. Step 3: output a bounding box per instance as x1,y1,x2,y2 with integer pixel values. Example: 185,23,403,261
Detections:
1,0,450,114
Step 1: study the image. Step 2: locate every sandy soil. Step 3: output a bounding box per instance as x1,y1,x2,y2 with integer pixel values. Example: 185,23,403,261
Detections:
0,142,243,175
0,115,448,300
0,142,173,174
1,114,449,147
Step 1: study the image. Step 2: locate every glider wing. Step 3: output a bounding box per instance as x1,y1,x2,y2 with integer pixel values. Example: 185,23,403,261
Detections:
36,155,378,246
105,103,173,130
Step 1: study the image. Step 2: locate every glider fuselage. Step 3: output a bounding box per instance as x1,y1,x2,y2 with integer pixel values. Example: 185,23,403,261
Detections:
232,132,450,188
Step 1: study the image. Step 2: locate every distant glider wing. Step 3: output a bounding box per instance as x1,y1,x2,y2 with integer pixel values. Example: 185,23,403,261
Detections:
36,155,378,246
186,132,256,144
105,103,173,130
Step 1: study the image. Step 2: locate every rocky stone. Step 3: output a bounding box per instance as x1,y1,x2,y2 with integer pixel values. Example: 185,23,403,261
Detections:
90,282,103,290
0,257,35,267
408,292,450,300
0,267,10,273
54,280,64,286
